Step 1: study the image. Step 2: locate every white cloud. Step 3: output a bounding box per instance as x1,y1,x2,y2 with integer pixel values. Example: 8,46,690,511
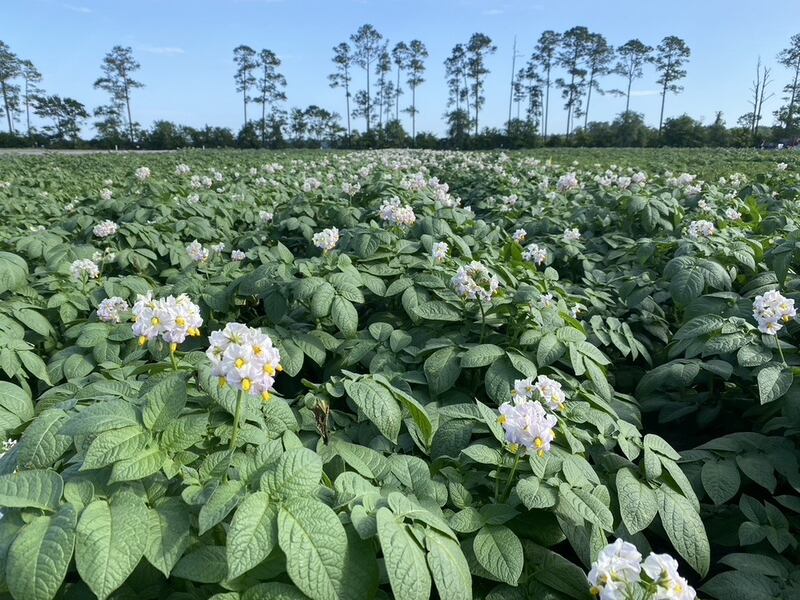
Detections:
630,90,659,97
63,4,91,13
140,46,186,55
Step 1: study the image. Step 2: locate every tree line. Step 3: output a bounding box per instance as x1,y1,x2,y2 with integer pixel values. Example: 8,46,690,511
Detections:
1,28,800,149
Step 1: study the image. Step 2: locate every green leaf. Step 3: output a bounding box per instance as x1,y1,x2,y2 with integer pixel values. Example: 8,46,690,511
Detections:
331,296,358,337
242,583,310,600
657,487,710,576
263,447,323,501
675,315,725,339
412,301,462,321
172,546,228,583
16,409,71,469
537,333,564,367
0,469,63,511
311,282,336,318
109,446,166,483
558,484,614,531
142,375,187,431
757,363,792,404
426,529,472,600
278,497,347,600
616,468,658,534
472,525,523,586
671,268,705,304
461,344,505,368
0,252,28,294
701,459,741,505
82,425,148,470
7,504,76,600
145,498,192,577
344,379,402,442
424,347,462,395
227,491,278,579
0,381,33,424
76,491,149,600
376,507,431,600
199,480,245,535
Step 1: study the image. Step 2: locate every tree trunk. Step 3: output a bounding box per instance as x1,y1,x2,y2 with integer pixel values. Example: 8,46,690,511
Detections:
2,81,14,134
242,87,247,129
584,70,595,128
261,99,267,147
125,87,133,144
658,81,667,137
625,69,633,114
411,83,416,143
365,54,371,132
787,61,800,131
474,76,479,136
544,65,551,138
344,66,351,139
395,67,401,121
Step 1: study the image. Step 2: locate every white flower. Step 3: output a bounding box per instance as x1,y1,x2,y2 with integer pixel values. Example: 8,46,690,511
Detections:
512,229,527,243
231,249,246,261
70,259,99,280
187,193,200,205
557,172,580,192
206,322,282,401
753,289,796,335
432,241,449,263
452,261,500,302
342,182,361,196
378,197,416,226
97,297,129,323
302,177,322,192
175,163,191,175
687,220,715,239
135,166,151,181
642,554,696,600
498,399,557,456
533,375,567,412
211,242,225,254
93,220,118,238
777,162,788,171
186,240,209,262
313,227,340,252
697,199,714,213
563,227,581,243
724,207,741,221
537,293,556,310
132,292,203,347
259,210,274,223
100,188,113,201
523,243,548,265
587,540,642,600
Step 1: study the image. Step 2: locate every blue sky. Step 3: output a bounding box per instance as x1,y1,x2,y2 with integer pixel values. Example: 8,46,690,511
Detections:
5,0,800,136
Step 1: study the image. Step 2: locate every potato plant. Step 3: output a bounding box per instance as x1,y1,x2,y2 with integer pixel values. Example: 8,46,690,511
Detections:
0,149,798,600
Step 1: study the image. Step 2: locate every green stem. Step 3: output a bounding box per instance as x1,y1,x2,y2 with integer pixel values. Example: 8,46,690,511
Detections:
170,348,179,371
479,302,487,343
501,450,522,501
226,390,245,480
776,339,787,366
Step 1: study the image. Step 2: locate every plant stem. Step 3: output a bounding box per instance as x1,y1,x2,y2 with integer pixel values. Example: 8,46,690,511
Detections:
170,348,178,371
226,390,245,480
501,450,522,501
479,302,487,343
776,339,787,366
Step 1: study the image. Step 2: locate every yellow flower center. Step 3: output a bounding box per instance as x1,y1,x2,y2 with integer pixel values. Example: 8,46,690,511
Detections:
151,317,160,325
498,415,508,425
276,365,283,372
534,437,544,449
219,377,227,388
169,343,177,353
189,328,200,336
253,346,263,356
235,358,246,369
175,317,186,328
241,378,252,392
264,365,276,376
261,391,271,402
138,336,148,347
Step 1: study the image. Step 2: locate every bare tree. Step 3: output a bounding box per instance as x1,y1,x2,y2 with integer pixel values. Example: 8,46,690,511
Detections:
233,45,257,130
329,42,353,139
747,57,774,135
94,46,143,143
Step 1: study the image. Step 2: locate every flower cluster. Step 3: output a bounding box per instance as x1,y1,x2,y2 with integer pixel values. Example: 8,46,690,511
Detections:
452,261,500,302
231,249,246,261
93,220,118,238
135,166,151,181
687,220,715,239
512,375,567,412
753,289,796,335
175,163,191,175
99,188,113,201
92,247,116,264
259,210,274,223
132,292,203,347
563,227,581,242
512,228,527,242
313,227,340,252
186,240,210,262
498,399,557,457
432,241,448,262
557,172,580,192
588,540,696,600
70,259,100,281
724,207,741,221
378,197,416,226
206,323,282,401
97,297,129,323
523,243,548,265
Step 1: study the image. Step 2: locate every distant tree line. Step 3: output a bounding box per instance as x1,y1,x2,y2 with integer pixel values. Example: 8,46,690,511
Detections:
1,29,799,149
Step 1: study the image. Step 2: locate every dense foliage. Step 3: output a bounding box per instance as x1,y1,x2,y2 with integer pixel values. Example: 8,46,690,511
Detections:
0,148,798,600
